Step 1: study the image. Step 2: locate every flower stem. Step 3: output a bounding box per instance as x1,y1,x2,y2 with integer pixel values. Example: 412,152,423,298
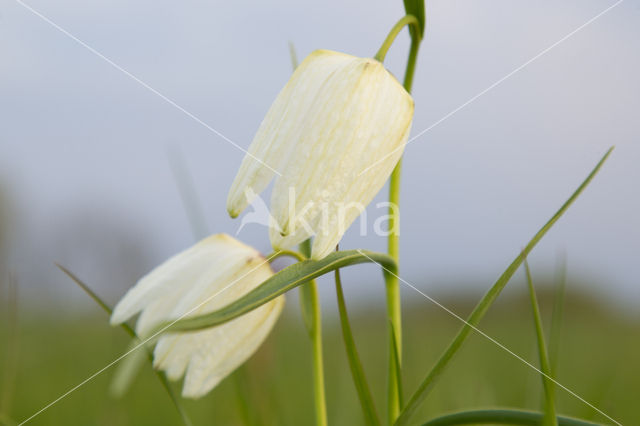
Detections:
299,240,328,426
265,249,305,262
385,16,422,425
374,15,421,63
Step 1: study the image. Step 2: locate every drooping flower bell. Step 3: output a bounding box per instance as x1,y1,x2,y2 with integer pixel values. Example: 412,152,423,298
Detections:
110,234,283,398
227,49,414,259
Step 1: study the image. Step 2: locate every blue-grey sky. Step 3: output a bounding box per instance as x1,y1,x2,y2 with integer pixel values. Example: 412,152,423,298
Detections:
1,0,639,310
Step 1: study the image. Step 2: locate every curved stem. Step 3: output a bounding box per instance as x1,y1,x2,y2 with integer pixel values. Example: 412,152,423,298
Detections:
374,15,421,62
420,409,602,426
386,18,422,424
265,249,305,263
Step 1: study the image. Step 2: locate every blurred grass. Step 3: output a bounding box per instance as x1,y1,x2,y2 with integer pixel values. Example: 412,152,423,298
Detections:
1,288,639,426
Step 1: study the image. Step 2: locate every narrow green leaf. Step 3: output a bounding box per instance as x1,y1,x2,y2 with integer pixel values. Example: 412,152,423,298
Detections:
335,268,381,426
549,255,567,378
419,409,602,426
523,259,557,426
56,263,117,319
168,249,397,332
396,147,614,426
403,0,425,38
56,265,193,426
56,264,134,336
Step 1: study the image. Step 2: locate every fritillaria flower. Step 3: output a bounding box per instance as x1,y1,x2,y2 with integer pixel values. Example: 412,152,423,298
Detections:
110,234,283,398
227,49,414,259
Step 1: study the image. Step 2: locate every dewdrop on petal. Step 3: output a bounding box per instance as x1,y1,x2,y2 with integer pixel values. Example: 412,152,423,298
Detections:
110,234,283,398
227,49,414,259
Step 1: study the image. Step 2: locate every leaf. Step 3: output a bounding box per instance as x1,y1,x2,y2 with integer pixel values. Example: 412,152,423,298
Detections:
168,249,397,332
549,254,567,378
419,409,602,426
335,268,381,426
395,147,614,426
403,0,425,38
523,258,557,426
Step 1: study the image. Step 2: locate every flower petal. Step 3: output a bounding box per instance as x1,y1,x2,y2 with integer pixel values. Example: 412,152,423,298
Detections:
179,295,284,398
267,56,413,257
111,234,262,326
226,50,355,218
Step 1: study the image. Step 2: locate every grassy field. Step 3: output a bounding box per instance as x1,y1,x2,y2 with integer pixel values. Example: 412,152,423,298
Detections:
1,288,638,426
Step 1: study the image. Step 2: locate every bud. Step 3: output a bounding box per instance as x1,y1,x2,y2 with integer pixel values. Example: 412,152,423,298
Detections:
110,234,283,398
227,49,414,259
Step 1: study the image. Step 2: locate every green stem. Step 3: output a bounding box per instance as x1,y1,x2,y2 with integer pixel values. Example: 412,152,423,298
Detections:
523,259,557,426
265,249,305,262
374,15,421,62
420,409,602,426
386,17,422,424
298,240,328,426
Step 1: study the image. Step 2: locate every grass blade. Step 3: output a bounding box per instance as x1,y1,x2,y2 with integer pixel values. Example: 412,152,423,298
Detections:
169,249,397,332
396,147,614,426
549,254,567,378
56,265,193,426
419,409,601,426
523,258,557,426
335,268,381,426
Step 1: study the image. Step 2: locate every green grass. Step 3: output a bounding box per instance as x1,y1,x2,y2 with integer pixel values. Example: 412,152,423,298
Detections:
1,289,638,426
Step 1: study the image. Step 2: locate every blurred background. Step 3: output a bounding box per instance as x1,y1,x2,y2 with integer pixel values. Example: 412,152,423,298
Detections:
1,0,639,424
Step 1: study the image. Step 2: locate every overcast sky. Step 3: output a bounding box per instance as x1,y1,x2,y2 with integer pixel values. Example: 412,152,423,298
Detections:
1,0,639,311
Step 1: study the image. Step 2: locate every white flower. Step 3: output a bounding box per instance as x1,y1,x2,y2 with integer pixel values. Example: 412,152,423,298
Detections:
227,49,414,259
110,234,284,398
